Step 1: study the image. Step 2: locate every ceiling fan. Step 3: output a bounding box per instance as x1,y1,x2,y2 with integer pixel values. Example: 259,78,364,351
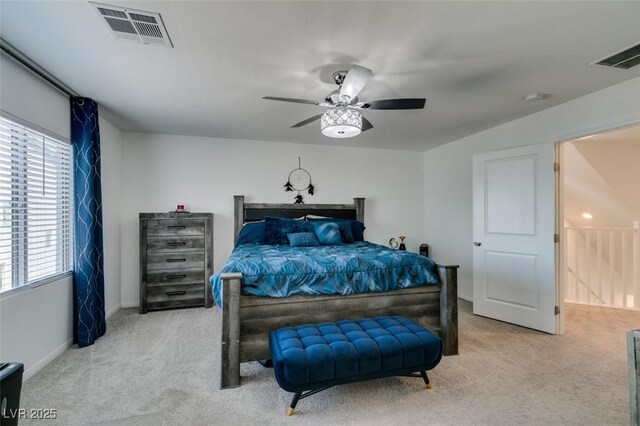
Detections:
262,65,426,138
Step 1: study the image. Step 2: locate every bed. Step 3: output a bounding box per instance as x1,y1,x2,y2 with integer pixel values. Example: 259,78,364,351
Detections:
215,195,458,389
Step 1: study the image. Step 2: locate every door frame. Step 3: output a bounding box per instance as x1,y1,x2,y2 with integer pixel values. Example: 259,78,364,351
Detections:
554,118,640,334
473,143,558,333
554,142,564,334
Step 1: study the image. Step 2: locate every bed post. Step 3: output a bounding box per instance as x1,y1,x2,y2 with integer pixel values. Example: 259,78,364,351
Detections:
220,272,242,389
233,195,244,244
354,197,365,223
437,264,459,356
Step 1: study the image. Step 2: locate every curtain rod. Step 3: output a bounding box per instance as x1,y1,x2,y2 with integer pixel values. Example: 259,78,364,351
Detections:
0,38,80,99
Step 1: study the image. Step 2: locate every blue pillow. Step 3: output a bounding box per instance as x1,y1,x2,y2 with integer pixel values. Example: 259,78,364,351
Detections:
312,222,343,245
336,221,354,243
307,218,365,242
264,217,313,245
348,220,365,241
236,221,265,246
287,232,320,247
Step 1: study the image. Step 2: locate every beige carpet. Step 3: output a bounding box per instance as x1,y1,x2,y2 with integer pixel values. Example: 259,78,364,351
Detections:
19,300,636,425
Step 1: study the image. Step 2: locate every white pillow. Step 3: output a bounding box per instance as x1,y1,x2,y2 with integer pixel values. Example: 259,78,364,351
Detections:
242,216,305,226
305,215,331,220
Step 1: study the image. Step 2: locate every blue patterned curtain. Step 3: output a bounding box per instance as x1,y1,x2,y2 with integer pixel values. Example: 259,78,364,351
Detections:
71,97,106,348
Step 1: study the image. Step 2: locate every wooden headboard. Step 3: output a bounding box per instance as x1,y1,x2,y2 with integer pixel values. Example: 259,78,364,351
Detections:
233,195,365,243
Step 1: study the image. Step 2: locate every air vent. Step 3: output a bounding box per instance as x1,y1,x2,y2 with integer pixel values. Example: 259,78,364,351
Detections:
90,2,173,48
592,42,640,70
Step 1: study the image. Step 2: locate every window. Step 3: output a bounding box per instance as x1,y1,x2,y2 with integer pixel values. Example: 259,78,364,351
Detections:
0,115,73,292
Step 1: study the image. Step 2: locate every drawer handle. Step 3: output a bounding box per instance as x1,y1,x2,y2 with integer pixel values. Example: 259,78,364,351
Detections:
166,290,187,296
167,225,186,229
167,242,187,246
166,258,187,263
166,274,187,280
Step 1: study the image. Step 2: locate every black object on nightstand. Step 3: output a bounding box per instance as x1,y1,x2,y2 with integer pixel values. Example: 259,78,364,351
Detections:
420,244,430,258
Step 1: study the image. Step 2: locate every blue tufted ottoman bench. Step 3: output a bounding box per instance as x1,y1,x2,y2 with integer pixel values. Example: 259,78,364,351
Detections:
269,316,443,416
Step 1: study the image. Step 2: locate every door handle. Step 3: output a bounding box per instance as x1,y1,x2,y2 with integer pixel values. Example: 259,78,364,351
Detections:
167,241,186,247
474,241,482,246
166,274,187,280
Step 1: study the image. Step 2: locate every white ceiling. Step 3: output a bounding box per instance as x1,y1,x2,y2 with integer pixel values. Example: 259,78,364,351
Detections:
563,142,637,229
571,125,640,219
1,1,640,151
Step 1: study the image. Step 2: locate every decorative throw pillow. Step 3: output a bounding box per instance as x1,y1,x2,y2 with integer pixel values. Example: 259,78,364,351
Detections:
307,218,365,242
347,220,366,241
287,232,320,247
235,221,265,246
335,221,354,243
264,217,313,245
312,222,343,245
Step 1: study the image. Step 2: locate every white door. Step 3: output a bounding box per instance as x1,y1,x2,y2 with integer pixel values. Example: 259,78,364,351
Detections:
472,143,557,333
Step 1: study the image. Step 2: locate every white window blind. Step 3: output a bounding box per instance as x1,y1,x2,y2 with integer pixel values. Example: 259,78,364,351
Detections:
0,115,73,292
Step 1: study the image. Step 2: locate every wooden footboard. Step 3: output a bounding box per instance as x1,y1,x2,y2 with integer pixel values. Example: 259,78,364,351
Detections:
219,264,459,389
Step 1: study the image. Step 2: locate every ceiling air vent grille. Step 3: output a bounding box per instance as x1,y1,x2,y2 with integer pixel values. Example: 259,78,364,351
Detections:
104,17,137,35
592,42,640,70
90,2,173,48
98,7,126,18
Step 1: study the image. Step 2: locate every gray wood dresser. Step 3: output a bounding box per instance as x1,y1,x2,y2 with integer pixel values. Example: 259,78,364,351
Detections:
139,213,213,313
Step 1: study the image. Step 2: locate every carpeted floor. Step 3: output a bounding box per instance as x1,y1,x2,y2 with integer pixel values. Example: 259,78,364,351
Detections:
20,300,636,425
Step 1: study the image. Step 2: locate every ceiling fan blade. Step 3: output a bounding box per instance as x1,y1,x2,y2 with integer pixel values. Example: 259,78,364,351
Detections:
263,96,319,105
339,65,372,103
361,117,373,132
364,98,426,110
291,114,323,128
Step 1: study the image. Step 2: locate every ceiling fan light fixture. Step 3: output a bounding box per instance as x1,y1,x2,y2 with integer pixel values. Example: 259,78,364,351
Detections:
321,107,362,138
522,92,550,102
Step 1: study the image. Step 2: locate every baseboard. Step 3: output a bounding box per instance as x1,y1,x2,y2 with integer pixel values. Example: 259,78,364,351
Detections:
106,304,121,319
458,294,472,303
23,338,73,381
121,301,139,309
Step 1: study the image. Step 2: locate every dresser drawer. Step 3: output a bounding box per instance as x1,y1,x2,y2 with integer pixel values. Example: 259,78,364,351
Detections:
147,269,205,286
146,283,204,310
147,283,203,299
147,252,204,271
146,219,205,236
147,236,205,253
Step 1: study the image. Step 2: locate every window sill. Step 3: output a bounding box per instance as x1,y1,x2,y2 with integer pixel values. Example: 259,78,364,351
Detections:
0,271,73,301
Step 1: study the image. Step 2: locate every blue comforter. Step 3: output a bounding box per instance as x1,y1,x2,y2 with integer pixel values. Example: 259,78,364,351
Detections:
210,242,439,307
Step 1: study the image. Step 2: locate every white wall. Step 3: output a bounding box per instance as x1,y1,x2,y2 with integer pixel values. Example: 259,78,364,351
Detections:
0,276,73,379
423,76,640,301
564,142,637,228
120,132,425,307
0,56,69,139
0,55,123,378
568,134,640,225
100,117,123,317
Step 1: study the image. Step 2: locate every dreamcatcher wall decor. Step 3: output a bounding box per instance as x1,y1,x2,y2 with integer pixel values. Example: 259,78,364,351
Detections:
284,157,315,204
